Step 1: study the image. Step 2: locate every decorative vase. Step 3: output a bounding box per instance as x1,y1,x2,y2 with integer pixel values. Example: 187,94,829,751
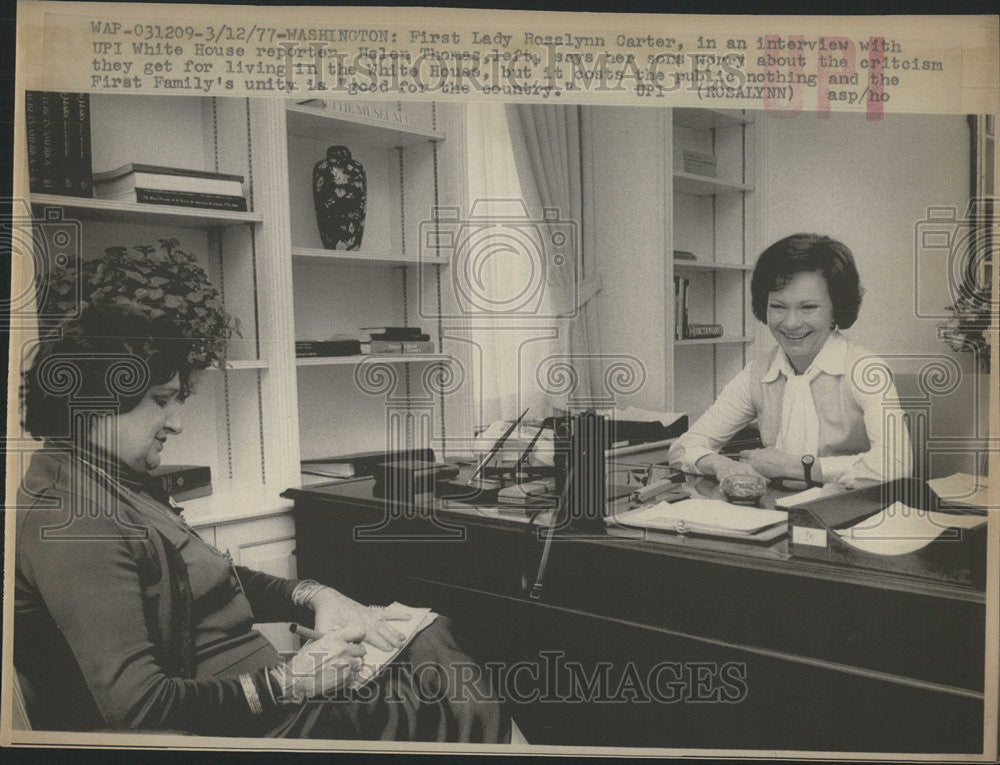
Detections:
313,145,366,250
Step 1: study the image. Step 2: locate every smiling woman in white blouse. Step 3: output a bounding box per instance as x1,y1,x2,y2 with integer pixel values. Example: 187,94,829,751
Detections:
668,234,912,489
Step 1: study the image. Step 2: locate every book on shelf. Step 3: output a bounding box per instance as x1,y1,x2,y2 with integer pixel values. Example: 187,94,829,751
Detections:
295,340,363,357
26,91,93,197
684,323,724,339
364,339,436,354
359,326,427,340
93,163,246,197
676,149,718,177
301,447,436,479
673,250,696,261
97,188,248,211
673,276,689,340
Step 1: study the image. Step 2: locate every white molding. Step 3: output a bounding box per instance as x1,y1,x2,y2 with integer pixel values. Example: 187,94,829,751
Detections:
248,99,301,490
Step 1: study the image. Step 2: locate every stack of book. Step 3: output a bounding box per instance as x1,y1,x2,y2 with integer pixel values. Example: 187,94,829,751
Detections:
360,326,435,355
673,276,689,340
673,276,724,340
26,91,93,197
676,149,718,177
295,339,363,358
93,163,247,211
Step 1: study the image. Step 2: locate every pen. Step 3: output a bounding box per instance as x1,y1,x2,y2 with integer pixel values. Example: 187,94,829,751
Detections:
289,623,324,641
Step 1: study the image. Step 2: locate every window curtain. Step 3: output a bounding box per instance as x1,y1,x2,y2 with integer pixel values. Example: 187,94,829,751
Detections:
457,103,600,427
506,104,602,409
460,102,562,425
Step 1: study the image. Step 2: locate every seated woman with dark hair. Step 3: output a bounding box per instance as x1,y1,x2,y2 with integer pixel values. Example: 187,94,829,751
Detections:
669,234,912,488
15,306,510,741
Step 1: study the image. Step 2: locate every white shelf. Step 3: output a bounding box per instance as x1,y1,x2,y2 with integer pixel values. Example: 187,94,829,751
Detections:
673,173,754,196
297,354,449,367
675,336,754,346
30,194,263,228
292,246,449,266
673,108,754,131
286,103,446,148
181,483,293,528
674,261,753,272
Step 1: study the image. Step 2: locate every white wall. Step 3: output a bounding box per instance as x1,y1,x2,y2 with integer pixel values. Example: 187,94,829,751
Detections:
760,111,970,360
759,111,986,475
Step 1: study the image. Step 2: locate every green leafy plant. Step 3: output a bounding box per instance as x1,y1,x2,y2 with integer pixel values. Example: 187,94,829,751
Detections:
42,238,240,369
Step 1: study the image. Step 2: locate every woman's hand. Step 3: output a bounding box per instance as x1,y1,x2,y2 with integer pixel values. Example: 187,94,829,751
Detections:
738,447,799,479
311,590,411,652
279,623,367,700
699,453,767,483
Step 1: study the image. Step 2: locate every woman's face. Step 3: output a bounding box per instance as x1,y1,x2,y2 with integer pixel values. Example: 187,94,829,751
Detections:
766,270,836,370
92,374,184,472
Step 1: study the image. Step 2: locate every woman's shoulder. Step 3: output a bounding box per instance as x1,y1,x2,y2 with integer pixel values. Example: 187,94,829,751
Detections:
743,344,781,380
15,449,149,546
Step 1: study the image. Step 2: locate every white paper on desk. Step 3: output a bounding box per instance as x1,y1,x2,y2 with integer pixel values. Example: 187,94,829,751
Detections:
836,501,987,556
612,499,786,535
774,486,827,508
351,602,438,689
595,406,686,428
926,473,995,509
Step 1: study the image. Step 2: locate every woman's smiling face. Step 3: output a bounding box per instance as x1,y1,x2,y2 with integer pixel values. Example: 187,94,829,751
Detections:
766,270,836,371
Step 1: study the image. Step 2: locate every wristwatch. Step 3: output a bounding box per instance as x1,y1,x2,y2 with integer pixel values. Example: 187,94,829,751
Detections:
801,454,816,487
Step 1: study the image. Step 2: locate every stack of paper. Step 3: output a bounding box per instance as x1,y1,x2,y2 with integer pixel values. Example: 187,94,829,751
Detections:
926,473,995,509
836,501,988,556
352,602,438,689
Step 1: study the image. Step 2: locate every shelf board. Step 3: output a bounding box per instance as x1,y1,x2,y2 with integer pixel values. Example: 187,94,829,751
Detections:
673,108,754,131
286,103,446,148
673,173,754,196
675,336,754,346
181,484,292,528
30,194,263,228
292,246,449,266
205,359,270,372
297,354,449,367
673,260,753,272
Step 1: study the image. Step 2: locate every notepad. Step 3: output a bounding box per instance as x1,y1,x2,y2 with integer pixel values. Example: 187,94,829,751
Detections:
352,603,438,689
610,499,787,538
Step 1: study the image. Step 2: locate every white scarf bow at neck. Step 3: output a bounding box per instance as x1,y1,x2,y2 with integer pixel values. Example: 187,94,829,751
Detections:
775,364,822,458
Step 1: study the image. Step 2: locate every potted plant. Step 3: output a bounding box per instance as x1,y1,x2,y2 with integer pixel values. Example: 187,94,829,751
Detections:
41,238,239,369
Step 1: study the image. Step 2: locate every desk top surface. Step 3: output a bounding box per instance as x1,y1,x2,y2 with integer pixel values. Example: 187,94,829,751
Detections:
284,450,987,602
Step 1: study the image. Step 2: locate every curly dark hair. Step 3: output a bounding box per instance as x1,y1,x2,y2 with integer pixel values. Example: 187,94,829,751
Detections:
750,234,865,329
21,306,197,440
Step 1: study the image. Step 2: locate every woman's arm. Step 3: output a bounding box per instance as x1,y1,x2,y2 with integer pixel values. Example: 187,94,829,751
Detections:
818,357,913,487
18,507,288,733
668,364,762,476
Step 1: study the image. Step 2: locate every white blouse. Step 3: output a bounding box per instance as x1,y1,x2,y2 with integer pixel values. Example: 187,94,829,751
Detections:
668,332,913,487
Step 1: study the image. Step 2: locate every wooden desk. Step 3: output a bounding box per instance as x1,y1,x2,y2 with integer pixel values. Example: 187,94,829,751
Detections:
283,472,987,753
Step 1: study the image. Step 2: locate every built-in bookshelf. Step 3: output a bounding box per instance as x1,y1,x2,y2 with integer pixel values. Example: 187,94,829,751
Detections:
284,100,455,464
585,106,757,422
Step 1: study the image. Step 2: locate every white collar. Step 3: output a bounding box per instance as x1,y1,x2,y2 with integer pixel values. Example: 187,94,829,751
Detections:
762,330,849,383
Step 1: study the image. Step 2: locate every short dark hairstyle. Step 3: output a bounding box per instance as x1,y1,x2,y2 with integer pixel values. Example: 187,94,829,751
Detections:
751,234,864,329
21,306,196,440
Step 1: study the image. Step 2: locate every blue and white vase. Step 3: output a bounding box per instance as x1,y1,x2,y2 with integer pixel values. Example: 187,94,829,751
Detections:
313,145,366,250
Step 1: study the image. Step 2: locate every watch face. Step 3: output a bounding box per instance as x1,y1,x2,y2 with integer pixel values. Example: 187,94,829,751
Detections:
802,454,815,466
